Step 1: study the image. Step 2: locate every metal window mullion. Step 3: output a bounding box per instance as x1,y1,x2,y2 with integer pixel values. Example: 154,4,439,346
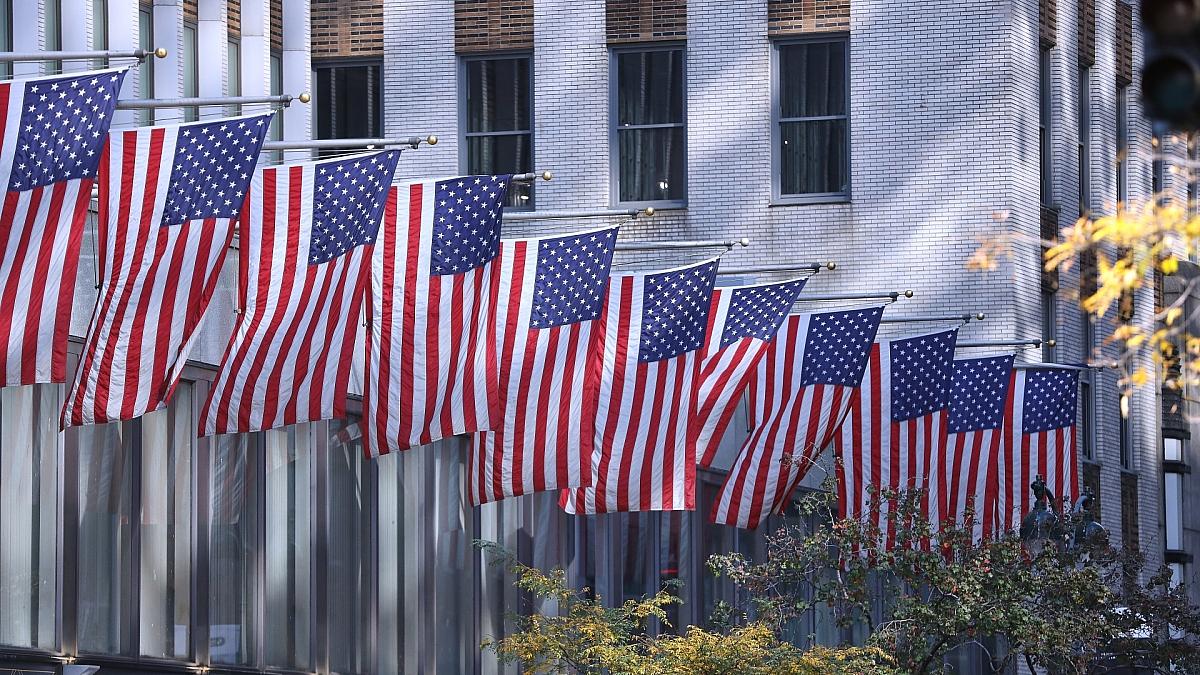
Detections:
254,432,267,670
59,377,78,656
313,422,330,674
193,382,210,667
779,114,847,124
616,122,685,130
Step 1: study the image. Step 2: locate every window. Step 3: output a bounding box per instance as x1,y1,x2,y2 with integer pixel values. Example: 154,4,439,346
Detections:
263,427,312,670
183,22,199,122
44,0,62,74
208,433,259,666
1041,289,1056,362
1040,48,1054,206
1119,398,1131,469
138,7,154,125
462,55,533,208
1189,133,1198,216
0,0,12,80
775,37,849,202
1153,136,1164,196
612,45,687,206
91,0,108,70
315,61,383,158
227,39,241,118
138,388,193,660
0,385,59,650
1166,471,1184,550
1117,86,1128,203
327,423,372,674
1077,66,1089,213
1079,378,1094,460
268,51,283,162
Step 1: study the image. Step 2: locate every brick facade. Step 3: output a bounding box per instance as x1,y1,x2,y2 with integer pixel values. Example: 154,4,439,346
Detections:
767,0,849,35
1077,0,1095,65
1041,0,1057,46
312,0,384,58
228,0,241,39
606,0,686,43
271,0,282,51
454,0,534,53
1115,0,1133,86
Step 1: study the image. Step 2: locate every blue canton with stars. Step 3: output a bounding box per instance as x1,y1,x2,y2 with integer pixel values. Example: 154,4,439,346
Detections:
430,174,509,275
309,150,400,265
160,114,272,227
1022,368,1079,433
637,260,718,363
8,69,126,192
798,306,885,387
719,278,806,349
948,355,1014,433
530,227,618,329
889,329,958,422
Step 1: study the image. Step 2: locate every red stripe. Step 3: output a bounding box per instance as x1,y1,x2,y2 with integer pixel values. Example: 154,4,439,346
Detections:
208,170,276,432
619,360,652,512
323,252,369,422
284,261,339,424
739,334,789,527
0,190,38,378
556,324,584,488
376,185,409,452
437,269,465,437
595,278,633,508
505,244,531,497
261,264,321,428
531,326,560,492
46,183,92,383
120,223,171,418
578,295,608,490
21,183,69,383
461,261,490,432
89,129,165,423
660,356,689,509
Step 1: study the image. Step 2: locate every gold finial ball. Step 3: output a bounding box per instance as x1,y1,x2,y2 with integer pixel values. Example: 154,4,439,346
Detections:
976,312,986,321
1047,339,1057,348
426,135,439,146
739,237,751,247
826,261,837,271
298,92,312,104
541,170,553,181
154,47,168,59
643,206,656,217
903,289,915,298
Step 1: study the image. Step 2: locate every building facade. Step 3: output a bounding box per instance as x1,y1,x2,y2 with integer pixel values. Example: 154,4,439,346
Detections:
0,0,1192,674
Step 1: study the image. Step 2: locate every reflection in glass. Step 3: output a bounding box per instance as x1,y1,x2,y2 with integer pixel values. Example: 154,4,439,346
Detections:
779,120,848,196
329,423,371,674
618,127,686,203
139,386,192,659
464,56,534,208
434,441,472,674
264,426,311,669
0,385,58,649
776,40,849,197
76,420,134,654
209,434,258,665
376,447,408,673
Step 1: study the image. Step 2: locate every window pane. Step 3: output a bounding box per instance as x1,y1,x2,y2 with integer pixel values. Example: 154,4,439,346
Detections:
76,421,134,655
1166,472,1183,550
376,446,407,673
227,40,242,118
328,423,372,674
779,42,846,119
264,426,312,669
466,133,533,207
617,126,686,202
0,385,59,649
779,119,848,195
209,434,258,666
183,24,198,122
659,512,687,633
0,0,12,79
618,513,650,603
44,0,62,74
617,49,684,126
466,57,530,133
315,64,381,141
1165,438,1183,462
139,386,193,659
138,8,153,125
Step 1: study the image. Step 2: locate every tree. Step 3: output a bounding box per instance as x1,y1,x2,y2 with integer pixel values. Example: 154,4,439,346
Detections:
708,478,1200,674
477,541,901,675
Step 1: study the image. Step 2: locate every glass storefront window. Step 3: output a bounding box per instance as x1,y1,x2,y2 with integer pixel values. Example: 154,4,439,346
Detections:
75,420,134,655
264,425,312,670
208,433,259,666
328,423,372,674
0,385,59,649
138,385,193,659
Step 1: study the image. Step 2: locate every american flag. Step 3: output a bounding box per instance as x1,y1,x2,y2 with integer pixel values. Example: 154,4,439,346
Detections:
835,329,958,547
362,174,510,457
561,259,719,514
694,278,807,469
943,355,1014,541
199,150,400,435
62,113,272,428
996,367,1079,532
711,307,883,529
0,68,125,385
467,226,619,506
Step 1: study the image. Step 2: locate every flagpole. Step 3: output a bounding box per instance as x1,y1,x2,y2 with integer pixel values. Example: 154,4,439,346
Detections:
795,290,914,302
717,262,834,275
880,313,984,324
958,339,1051,348
116,93,310,109
0,48,167,62
264,135,438,151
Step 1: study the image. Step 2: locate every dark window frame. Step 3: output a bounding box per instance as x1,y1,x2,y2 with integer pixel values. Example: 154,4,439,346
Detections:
772,34,851,205
458,51,535,211
1040,47,1054,207
609,42,688,210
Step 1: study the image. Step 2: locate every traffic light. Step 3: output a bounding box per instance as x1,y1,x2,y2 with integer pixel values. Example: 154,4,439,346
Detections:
1142,0,1200,130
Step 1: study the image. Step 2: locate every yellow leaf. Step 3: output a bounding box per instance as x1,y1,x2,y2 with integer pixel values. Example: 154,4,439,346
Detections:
1162,256,1179,274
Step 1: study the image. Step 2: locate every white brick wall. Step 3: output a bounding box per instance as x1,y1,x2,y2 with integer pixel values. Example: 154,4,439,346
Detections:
378,0,1170,573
